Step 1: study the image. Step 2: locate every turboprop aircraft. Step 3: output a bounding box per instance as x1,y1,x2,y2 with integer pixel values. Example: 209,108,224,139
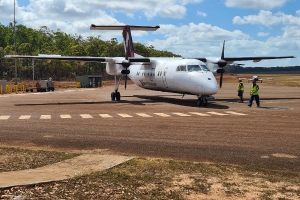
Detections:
5,24,296,107
238,75,274,83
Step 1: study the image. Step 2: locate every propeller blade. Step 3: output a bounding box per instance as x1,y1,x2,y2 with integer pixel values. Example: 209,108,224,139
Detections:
125,74,127,90
220,73,223,88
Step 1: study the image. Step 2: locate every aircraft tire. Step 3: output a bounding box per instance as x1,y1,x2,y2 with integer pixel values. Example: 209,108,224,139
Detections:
111,92,116,101
115,92,121,101
203,98,208,106
197,98,203,106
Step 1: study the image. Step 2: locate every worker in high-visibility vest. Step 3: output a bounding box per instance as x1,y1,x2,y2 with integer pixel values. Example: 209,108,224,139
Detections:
237,79,244,103
248,79,260,107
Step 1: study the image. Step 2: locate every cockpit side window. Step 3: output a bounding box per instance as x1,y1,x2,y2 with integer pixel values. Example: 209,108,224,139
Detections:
176,65,186,71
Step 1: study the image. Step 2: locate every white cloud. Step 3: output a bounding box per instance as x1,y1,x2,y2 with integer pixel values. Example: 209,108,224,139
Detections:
149,23,249,57
233,10,282,26
257,32,269,37
233,10,300,27
197,11,207,17
224,0,288,10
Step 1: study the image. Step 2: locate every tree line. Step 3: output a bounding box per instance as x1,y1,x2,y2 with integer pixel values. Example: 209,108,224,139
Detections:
225,65,300,74
0,23,180,81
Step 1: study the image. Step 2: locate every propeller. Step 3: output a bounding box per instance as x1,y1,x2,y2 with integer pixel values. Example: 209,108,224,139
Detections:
120,59,130,90
215,40,227,88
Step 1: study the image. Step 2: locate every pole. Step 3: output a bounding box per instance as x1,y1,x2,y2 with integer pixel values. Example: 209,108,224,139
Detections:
32,59,34,81
14,0,17,84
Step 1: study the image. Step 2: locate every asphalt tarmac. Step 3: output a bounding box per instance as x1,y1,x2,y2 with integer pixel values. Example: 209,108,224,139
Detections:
1,82,299,172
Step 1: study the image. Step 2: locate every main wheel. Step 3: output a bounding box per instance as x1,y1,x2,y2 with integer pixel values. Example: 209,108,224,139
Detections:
111,92,116,101
115,92,121,101
203,98,208,106
197,98,203,106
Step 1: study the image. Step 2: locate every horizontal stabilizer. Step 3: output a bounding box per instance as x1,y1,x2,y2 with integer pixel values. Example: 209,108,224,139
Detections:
90,24,160,31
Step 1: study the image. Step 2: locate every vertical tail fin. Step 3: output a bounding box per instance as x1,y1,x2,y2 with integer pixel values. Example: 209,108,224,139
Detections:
122,25,135,58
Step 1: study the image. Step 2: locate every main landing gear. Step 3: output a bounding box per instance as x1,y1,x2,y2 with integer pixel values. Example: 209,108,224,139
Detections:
111,75,122,101
197,95,208,107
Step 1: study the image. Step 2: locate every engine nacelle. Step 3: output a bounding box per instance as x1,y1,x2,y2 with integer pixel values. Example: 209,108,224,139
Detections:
106,63,126,76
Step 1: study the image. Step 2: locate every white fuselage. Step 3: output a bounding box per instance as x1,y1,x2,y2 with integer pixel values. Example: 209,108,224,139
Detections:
127,58,219,96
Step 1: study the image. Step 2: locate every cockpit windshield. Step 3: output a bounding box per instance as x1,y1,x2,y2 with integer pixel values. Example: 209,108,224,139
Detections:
187,65,201,72
177,64,210,72
200,65,210,71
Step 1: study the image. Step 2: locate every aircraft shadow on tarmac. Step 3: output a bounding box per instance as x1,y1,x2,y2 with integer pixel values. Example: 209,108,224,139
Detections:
214,97,300,102
14,96,300,109
14,94,229,109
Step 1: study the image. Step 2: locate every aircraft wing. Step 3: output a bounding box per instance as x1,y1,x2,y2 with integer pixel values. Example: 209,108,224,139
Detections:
4,55,151,63
195,56,295,64
222,56,296,63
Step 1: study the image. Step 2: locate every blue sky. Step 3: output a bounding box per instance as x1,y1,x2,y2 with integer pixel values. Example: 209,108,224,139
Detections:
0,0,299,67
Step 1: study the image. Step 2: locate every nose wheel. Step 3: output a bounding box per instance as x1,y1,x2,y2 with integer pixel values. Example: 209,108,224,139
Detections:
197,95,207,107
111,91,121,101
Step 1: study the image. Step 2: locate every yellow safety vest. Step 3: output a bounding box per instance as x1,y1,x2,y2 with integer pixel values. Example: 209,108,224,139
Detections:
237,83,244,91
250,84,259,95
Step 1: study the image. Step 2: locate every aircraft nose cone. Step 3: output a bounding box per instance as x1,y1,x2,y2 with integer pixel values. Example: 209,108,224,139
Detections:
190,72,218,95
200,73,218,95
205,78,218,94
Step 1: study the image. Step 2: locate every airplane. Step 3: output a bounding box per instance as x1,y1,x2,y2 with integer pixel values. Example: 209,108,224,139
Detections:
238,75,274,83
5,24,296,107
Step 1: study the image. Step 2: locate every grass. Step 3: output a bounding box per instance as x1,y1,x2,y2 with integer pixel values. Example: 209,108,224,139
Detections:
0,147,80,172
0,148,299,199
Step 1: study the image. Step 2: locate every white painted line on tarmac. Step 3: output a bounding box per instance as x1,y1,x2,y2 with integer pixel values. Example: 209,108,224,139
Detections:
225,111,247,116
0,115,10,120
40,115,51,119
118,114,133,118
60,114,72,119
19,115,31,120
136,113,152,117
80,114,93,119
207,112,229,116
189,112,210,116
172,112,191,117
153,113,170,117
99,114,112,118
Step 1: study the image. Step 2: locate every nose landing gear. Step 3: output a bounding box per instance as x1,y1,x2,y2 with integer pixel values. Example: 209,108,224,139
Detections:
197,95,208,107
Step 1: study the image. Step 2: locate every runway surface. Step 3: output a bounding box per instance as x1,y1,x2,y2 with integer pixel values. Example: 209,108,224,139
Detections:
1,83,299,172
